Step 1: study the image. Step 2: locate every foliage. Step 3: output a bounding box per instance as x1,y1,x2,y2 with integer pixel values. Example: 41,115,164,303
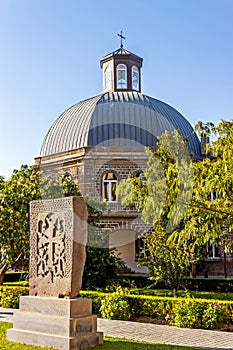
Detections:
140,298,173,321
117,120,233,290
83,199,125,290
190,120,233,253
202,302,229,329
0,286,29,308
0,323,202,350
171,293,230,330
100,287,131,320
0,166,41,276
82,246,124,290
80,289,233,329
0,165,81,282
0,164,123,290
117,130,199,293
171,293,205,328
3,272,29,283
138,228,191,293
128,287,233,301
184,277,233,292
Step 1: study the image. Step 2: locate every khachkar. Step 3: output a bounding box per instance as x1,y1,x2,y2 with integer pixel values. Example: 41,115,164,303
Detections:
7,196,103,350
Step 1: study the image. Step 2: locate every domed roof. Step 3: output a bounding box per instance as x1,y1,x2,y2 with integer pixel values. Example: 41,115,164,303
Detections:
40,91,201,158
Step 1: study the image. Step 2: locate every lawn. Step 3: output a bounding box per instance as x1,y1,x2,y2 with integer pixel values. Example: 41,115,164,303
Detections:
0,322,201,350
129,288,233,301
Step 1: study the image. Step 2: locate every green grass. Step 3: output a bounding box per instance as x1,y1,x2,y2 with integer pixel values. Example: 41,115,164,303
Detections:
129,288,233,301
0,322,201,350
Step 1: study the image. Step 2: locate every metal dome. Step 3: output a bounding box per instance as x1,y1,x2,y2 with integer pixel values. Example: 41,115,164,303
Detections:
40,91,201,158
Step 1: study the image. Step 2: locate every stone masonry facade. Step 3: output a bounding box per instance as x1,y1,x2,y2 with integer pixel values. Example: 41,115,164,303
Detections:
35,146,233,277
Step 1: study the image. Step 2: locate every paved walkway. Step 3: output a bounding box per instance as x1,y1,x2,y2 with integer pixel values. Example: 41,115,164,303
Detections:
97,318,233,350
1,308,233,349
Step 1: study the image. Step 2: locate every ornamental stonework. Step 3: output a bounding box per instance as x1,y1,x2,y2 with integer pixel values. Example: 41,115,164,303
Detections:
29,196,87,298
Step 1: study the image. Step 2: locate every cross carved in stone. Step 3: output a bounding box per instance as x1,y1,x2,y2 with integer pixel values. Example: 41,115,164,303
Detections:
37,213,65,281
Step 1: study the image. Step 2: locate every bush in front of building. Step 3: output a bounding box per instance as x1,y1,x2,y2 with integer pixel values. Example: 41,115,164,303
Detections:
202,302,230,329
99,287,131,320
0,286,29,308
3,272,29,283
184,277,233,292
81,289,233,330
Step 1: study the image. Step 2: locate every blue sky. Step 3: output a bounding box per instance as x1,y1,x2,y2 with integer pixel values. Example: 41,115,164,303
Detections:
0,0,233,179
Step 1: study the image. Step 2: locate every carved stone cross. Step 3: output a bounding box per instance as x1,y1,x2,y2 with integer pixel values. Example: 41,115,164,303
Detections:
30,196,87,298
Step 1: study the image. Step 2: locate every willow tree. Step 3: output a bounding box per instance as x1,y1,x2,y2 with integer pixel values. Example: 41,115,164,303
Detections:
117,130,198,294
117,121,233,293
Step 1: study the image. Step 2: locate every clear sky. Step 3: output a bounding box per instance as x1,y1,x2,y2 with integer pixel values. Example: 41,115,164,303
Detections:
0,0,233,179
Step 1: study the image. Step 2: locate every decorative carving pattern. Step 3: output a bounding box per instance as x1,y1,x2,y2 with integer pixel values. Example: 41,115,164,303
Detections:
29,197,87,298
37,213,65,282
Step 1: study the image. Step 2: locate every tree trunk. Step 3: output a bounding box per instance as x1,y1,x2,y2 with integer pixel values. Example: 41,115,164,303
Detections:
224,251,227,278
0,253,22,285
173,288,177,297
0,263,8,285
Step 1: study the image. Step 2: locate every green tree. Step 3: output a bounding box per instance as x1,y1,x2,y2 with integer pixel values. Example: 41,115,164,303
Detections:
0,165,81,284
0,164,123,289
117,130,198,294
117,121,233,290
190,120,233,267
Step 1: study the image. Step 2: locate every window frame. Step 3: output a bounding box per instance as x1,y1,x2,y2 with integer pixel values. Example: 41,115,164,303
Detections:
104,65,112,91
206,241,219,259
116,64,127,89
102,172,118,203
132,65,139,91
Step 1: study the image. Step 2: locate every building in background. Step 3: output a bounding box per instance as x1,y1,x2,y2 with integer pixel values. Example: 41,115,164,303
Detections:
35,39,229,276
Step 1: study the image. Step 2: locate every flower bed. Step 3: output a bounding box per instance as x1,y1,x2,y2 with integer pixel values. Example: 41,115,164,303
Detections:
80,290,233,330
0,286,29,308
1,286,233,330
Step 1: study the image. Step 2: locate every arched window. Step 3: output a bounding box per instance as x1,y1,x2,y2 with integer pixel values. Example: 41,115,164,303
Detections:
132,65,139,90
104,65,112,91
102,172,117,202
117,64,127,89
206,241,219,258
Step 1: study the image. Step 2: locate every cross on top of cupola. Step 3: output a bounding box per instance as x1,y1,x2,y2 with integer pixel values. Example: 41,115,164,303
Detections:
100,33,143,93
117,31,126,49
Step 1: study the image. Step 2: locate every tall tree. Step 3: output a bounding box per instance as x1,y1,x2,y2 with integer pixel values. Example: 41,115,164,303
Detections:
117,130,198,294
0,164,123,288
0,165,81,284
117,121,233,290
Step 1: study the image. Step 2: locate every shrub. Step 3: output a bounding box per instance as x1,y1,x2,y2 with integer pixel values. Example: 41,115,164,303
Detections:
3,272,29,283
171,295,205,328
184,277,233,292
100,287,131,320
80,289,233,329
0,286,29,308
202,303,229,329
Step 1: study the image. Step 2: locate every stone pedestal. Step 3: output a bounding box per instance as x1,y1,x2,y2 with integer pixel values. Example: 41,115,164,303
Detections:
7,296,103,350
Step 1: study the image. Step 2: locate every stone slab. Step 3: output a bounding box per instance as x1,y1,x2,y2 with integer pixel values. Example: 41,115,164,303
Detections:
7,328,103,350
19,296,92,317
13,312,97,336
7,296,103,350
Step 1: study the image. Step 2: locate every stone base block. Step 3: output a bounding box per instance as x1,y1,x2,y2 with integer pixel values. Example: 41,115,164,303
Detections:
7,296,103,350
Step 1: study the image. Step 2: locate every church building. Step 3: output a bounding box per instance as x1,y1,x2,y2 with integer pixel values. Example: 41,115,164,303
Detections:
35,36,227,276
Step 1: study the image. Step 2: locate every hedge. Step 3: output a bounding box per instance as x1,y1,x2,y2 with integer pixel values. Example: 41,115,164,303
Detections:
80,290,233,323
3,272,28,283
3,272,233,292
2,287,233,329
184,278,233,292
